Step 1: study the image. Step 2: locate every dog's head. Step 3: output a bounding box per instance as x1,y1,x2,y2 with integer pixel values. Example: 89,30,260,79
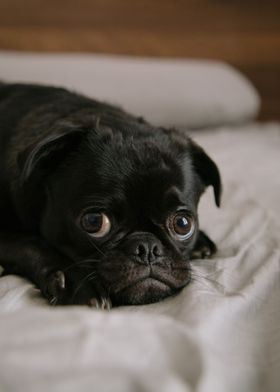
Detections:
18,115,221,305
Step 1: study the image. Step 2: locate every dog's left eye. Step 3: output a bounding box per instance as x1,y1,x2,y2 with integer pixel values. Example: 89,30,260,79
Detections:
167,211,195,240
80,212,111,237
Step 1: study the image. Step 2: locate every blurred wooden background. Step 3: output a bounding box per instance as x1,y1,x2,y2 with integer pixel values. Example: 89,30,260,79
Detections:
0,0,279,120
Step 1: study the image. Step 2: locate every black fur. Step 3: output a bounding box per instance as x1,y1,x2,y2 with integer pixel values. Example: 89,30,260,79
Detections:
0,82,222,308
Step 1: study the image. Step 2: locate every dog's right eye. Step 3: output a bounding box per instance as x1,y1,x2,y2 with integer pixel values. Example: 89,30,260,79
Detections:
80,212,111,237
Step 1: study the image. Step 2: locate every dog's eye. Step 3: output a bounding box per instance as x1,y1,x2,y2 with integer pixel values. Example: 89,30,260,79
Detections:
80,212,111,237
167,211,195,240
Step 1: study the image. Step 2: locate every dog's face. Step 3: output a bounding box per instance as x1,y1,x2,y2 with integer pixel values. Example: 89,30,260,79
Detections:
18,120,221,306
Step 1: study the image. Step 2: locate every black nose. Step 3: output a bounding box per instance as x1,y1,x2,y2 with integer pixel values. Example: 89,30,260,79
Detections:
123,235,164,264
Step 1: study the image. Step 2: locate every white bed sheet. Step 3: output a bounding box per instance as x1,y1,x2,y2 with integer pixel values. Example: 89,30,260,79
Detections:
0,123,280,392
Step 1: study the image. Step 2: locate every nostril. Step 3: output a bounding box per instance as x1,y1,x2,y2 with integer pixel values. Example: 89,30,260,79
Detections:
152,244,163,257
136,243,147,258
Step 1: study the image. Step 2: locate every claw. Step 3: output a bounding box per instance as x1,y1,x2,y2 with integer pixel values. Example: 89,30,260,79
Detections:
88,297,111,310
202,247,211,258
53,270,66,289
88,298,100,308
100,297,112,310
190,250,203,260
46,270,66,303
191,246,213,260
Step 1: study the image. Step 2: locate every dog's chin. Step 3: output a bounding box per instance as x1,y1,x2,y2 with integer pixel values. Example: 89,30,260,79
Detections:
111,278,179,306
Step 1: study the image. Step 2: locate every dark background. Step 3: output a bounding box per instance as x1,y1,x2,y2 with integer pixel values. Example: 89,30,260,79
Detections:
0,0,279,120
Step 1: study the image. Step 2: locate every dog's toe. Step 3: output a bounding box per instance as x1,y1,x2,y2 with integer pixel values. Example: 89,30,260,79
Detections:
88,297,111,310
45,270,66,305
191,231,217,260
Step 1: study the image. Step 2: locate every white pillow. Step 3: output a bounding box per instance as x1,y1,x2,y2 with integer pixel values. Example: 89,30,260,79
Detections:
0,52,260,128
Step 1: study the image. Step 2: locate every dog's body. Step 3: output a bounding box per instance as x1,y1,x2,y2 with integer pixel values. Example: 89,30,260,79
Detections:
0,82,221,308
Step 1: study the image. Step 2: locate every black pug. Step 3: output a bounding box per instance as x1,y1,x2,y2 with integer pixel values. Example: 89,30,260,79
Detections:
0,82,221,309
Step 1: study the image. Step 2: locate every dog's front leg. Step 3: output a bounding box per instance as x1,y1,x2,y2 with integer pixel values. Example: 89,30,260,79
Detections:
190,230,217,259
0,233,111,308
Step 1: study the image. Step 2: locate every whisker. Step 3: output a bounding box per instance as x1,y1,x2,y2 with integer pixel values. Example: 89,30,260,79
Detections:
191,271,225,292
190,276,219,293
49,296,58,306
71,271,97,302
85,236,105,257
81,258,101,264
62,258,100,273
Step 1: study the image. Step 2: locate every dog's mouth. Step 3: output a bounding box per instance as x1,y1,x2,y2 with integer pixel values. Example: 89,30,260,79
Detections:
111,276,172,306
116,274,168,293
97,254,191,306
109,268,190,306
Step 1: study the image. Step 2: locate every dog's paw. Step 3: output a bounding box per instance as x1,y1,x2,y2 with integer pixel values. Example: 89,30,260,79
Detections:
44,270,111,309
191,231,217,260
191,246,213,259
45,270,66,305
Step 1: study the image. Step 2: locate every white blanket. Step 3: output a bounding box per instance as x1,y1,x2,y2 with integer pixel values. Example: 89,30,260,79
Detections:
1,123,279,392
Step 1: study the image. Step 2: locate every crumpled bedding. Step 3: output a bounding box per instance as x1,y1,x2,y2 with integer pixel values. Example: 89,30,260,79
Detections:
0,123,280,392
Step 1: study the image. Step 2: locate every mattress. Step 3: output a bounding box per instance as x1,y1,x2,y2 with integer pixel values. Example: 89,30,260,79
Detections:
0,53,279,392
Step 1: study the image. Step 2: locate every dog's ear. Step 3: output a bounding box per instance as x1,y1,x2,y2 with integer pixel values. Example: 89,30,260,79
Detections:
18,123,85,185
189,140,222,207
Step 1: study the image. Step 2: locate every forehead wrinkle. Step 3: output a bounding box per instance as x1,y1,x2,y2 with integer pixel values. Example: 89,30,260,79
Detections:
163,186,185,207
69,133,188,214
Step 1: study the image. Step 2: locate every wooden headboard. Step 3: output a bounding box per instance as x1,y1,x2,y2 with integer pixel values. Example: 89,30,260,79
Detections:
0,0,279,120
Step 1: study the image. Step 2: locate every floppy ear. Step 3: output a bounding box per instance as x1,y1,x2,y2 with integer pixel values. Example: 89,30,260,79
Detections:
189,141,222,207
18,125,85,186
14,123,86,229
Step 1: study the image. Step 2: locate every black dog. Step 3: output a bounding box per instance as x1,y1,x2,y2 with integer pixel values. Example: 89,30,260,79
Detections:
0,82,221,308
